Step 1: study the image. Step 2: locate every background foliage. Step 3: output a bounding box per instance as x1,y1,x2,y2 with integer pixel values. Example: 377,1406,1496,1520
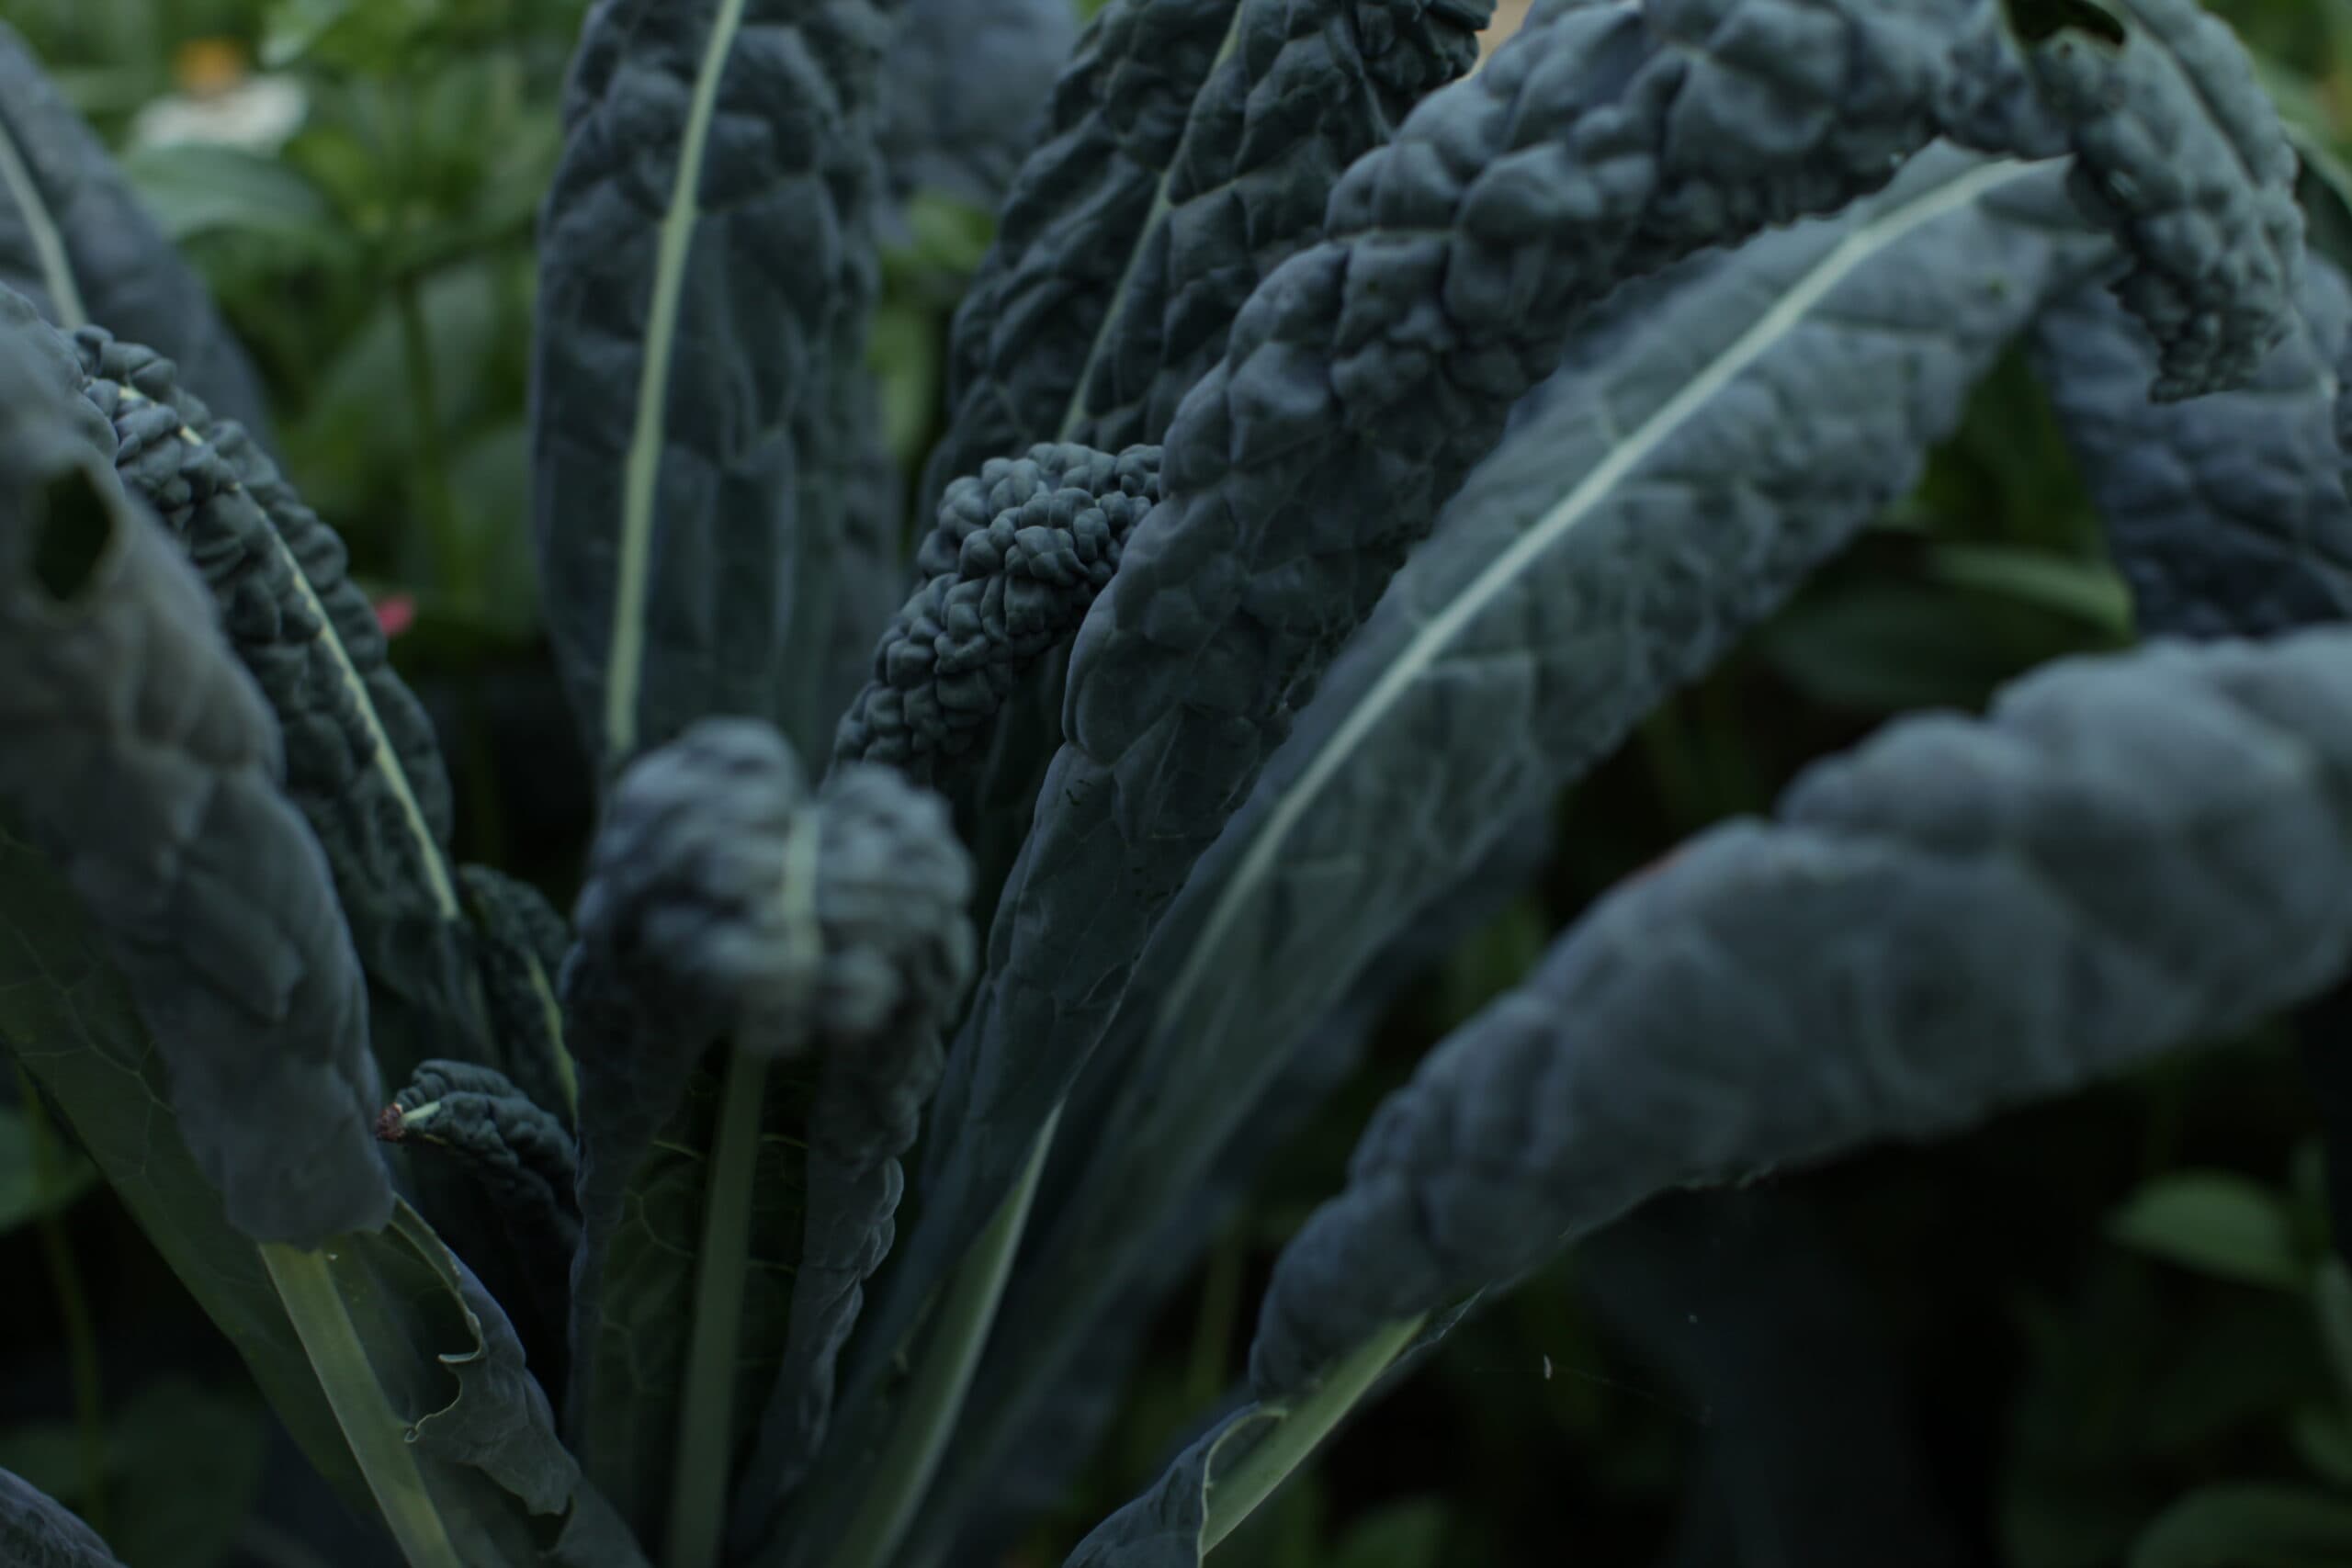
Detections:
4,0,2352,1564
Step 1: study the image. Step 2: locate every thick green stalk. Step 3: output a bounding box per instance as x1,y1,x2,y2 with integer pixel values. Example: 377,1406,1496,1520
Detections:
1200,1314,1428,1552
667,1045,773,1568
823,1105,1062,1568
257,1242,461,1568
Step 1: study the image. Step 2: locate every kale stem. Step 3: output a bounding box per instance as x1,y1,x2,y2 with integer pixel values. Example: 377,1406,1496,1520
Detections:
823,1104,1062,1568
1200,1314,1428,1552
18,1068,105,1537
1185,1222,1247,1408
666,1045,771,1568
391,276,467,606
257,1242,461,1568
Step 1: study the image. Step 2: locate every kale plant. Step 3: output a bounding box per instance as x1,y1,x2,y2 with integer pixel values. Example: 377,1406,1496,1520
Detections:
2,0,2351,1562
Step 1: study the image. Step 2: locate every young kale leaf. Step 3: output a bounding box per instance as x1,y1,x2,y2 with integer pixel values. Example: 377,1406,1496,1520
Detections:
381,1059,582,1378
835,442,1162,784
564,718,972,1549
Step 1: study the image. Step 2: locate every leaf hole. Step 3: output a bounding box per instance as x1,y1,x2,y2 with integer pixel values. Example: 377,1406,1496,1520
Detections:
30,466,116,606
2005,0,2128,45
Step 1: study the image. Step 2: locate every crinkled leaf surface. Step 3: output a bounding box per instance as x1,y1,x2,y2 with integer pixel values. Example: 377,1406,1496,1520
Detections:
383,1060,582,1382
0,305,389,1247
921,0,1492,505
882,0,2082,1388
979,147,2098,1454
0,23,273,435
2029,258,2352,637
45,303,575,1325
2022,0,2305,400
1071,623,2352,1562
1253,625,2352,1390
565,718,972,1552
531,0,903,776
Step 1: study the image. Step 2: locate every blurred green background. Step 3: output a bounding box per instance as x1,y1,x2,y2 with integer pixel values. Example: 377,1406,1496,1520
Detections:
6,1,2352,1564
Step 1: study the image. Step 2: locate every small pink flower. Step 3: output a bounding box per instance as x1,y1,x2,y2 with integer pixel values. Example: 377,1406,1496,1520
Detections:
374,592,416,639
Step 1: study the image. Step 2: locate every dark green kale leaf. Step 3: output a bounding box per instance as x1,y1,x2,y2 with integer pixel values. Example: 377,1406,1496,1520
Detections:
834,442,1161,784
921,0,1493,505
2021,0,2305,400
1072,624,2352,1563
889,0,2067,1356
2030,257,2352,636
1255,625,2352,1389
0,1468,124,1568
0,301,390,1247
564,719,972,1551
904,145,2097,1560
531,0,904,777
381,1059,582,1382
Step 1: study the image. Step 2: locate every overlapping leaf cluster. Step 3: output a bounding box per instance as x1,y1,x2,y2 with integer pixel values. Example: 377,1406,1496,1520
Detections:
5,0,2352,1565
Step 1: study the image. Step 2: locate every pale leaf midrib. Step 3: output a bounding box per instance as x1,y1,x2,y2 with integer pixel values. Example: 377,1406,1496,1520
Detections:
605,0,753,763
135,392,459,918
0,109,86,328
1054,2,1248,443
1153,155,2050,1052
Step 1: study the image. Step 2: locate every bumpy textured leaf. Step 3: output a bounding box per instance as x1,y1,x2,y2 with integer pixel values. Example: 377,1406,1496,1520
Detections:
0,307,389,1246
380,1059,582,1379
564,720,972,1542
0,823,628,1559
1252,626,2352,1391
1073,625,2352,1562
48,304,574,1315
2021,0,2304,400
2029,258,2352,637
1576,1190,1965,1568
993,145,2096,1412
885,0,2085,1367
922,0,1491,508
834,442,1161,782
0,1468,122,1568
0,23,272,436
458,864,580,1125
876,0,1076,212
531,0,903,775
59,311,574,1118
733,756,978,1532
